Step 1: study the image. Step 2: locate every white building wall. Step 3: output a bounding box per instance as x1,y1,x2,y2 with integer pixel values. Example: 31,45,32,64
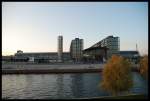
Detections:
58,36,63,62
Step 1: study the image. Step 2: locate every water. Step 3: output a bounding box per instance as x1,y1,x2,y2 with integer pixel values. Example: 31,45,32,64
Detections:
2,72,148,99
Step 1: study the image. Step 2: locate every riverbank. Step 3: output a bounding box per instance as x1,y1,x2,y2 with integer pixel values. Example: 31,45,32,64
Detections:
2,63,103,74
77,94,147,99
2,63,103,69
2,94,147,99
2,63,139,74
2,68,139,74
2,68,102,74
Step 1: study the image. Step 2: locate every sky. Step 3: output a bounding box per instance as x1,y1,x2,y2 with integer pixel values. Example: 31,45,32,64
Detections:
2,2,148,56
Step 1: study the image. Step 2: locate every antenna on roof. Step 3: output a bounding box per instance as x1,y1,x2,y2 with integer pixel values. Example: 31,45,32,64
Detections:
136,43,138,51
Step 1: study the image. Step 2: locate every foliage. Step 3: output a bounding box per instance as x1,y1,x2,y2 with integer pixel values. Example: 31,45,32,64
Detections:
139,55,148,79
101,55,133,95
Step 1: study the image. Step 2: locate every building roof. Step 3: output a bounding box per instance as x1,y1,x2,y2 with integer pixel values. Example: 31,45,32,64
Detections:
15,52,69,55
90,35,119,48
119,51,139,54
14,52,70,58
119,51,140,57
83,46,108,51
90,41,102,48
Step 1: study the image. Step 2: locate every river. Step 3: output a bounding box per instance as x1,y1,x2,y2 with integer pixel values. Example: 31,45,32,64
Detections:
2,72,148,99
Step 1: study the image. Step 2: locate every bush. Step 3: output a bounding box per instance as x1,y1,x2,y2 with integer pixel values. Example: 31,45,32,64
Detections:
101,55,133,95
139,55,148,79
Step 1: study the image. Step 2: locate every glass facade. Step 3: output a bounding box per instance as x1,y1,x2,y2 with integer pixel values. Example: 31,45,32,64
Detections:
70,38,83,61
91,36,120,59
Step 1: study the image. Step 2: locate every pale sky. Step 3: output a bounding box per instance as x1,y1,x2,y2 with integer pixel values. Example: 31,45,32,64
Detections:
2,2,148,56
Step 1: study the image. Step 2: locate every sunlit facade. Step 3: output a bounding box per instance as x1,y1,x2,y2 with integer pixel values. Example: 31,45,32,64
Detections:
70,38,83,62
58,36,63,62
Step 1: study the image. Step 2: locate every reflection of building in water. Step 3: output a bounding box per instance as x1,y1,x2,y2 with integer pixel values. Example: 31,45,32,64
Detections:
56,74,76,98
82,73,106,96
56,74,64,98
24,75,36,91
70,74,84,97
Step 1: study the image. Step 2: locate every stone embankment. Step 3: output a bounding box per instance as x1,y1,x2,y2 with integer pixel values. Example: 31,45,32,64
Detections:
2,63,139,74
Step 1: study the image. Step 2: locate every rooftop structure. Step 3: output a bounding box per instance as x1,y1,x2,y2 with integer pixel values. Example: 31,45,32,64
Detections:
91,35,120,58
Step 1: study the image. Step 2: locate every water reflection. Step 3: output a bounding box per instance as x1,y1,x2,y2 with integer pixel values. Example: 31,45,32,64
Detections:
70,74,84,98
2,72,148,99
56,74,64,98
131,72,148,95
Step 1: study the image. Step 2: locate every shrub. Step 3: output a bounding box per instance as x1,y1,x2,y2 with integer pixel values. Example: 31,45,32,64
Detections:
139,55,148,79
101,55,133,95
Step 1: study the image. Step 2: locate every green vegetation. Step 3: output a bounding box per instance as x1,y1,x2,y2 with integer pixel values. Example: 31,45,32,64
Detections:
101,55,133,96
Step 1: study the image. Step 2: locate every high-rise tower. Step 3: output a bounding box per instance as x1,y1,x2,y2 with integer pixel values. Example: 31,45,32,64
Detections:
58,36,63,62
70,38,83,62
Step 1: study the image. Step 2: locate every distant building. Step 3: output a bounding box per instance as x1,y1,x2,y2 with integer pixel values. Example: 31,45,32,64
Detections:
58,36,63,62
119,51,140,64
14,51,71,63
2,56,13,62
70,38,83,62
3,35,71,63
91,35,120,58
17,50,23,54
28,57,34,63
2,55,28,62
